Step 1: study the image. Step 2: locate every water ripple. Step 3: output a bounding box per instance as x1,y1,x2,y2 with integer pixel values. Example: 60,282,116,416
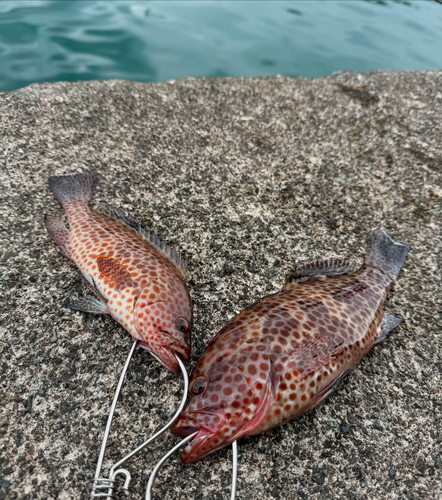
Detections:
0,0,441,91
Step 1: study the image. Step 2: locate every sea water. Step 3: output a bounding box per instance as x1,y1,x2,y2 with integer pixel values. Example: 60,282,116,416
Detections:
0,0,441,91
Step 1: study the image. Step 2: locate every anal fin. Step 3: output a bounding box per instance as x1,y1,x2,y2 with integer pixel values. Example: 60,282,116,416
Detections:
68,297,109,314
375,313,402,344
44,215,74,260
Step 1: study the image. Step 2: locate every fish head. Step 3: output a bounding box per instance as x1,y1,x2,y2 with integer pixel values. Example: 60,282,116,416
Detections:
134,279,192,373
172,345,276,463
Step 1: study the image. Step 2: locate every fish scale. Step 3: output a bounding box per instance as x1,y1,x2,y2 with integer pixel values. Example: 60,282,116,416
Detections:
45,170,192,373
172,231,409,463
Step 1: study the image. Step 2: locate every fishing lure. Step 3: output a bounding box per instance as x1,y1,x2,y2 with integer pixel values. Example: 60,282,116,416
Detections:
146,230,409,498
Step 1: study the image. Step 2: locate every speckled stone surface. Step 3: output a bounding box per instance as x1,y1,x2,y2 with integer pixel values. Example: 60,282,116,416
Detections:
0,72,441,500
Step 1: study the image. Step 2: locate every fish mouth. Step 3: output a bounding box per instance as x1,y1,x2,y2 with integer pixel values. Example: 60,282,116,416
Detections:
166,340,190,362
137,330,190,374
171,413,225,464
172,424,212,464
157,328,190,363
137,342,185,374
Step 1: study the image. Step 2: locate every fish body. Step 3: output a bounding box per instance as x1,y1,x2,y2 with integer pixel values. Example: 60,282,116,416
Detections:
45,170,192,373
172,231,409,462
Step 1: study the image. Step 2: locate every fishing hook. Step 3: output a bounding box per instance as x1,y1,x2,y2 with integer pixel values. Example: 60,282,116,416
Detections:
145,436,238,500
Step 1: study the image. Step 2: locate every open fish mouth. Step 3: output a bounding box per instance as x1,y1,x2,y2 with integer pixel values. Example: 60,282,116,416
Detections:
172,414,224,464
173,424,212,464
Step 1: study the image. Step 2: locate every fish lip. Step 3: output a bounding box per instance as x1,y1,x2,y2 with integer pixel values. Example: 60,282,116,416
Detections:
172,413,225,463
178,427,211,463
136,342,182,374
165,341,190,362
157,329,190,362
171,418,211,449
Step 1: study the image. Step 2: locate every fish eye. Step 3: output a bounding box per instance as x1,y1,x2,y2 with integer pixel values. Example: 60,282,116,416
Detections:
190,376,207,396
176,317,189,333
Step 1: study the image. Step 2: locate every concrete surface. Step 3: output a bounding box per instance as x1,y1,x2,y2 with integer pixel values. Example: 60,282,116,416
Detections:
0,72,441,500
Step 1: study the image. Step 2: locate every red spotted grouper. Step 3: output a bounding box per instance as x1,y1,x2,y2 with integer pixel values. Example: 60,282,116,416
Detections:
172,231,409,462
44,170,192,373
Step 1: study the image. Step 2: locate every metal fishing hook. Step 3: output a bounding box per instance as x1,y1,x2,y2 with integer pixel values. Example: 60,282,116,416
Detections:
90,340,191,499
145,436,238,500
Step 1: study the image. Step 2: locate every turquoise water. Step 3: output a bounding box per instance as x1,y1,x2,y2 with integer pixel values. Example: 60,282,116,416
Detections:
0,0,442,91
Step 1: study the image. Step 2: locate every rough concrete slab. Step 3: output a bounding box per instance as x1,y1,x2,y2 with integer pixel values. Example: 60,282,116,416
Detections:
0,72,441,500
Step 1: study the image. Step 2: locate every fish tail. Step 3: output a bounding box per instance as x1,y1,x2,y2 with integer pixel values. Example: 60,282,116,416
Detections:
48,169,98,206
364,230,410,280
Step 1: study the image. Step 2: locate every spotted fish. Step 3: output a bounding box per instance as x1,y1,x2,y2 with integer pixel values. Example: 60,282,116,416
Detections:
172,231,409,462
44,170,192,373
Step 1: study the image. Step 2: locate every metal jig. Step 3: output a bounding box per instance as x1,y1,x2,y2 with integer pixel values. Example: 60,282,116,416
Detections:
145,436,238,500
90,340,191,498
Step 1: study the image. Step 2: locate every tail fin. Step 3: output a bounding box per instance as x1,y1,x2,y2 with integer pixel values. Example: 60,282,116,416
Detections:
48,169,98,206
364,230,410,280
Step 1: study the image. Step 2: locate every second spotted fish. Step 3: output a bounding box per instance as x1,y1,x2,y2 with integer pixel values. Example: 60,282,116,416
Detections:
172,231,409,462
45,170,192,373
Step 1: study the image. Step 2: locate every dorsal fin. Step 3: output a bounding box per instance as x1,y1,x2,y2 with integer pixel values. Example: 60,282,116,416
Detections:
285,259,359,288
96,202,187,275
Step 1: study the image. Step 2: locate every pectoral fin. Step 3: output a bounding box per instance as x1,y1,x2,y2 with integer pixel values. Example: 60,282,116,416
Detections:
309,370,350,408
68,297,110,314
77,271,108,304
